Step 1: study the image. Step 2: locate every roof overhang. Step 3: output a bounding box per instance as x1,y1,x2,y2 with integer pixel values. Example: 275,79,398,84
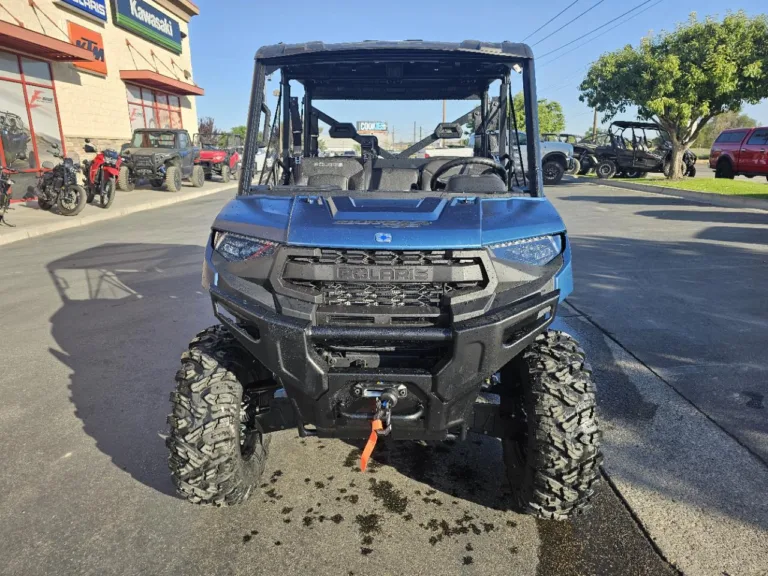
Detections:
0,20,95,62
120,70,204,96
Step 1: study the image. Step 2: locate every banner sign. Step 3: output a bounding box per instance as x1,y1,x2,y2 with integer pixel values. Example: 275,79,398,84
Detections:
112,0,182,54
357,121,388,132
56,0,108,22
68,21,108,75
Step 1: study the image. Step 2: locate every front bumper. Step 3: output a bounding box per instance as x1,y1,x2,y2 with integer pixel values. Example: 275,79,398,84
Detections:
205,244,562,439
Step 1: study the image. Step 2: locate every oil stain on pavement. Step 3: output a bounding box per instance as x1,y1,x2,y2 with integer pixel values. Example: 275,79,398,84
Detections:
233,432,677,576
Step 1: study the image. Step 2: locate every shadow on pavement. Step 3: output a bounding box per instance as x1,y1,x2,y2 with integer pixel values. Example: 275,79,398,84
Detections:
560,194,694,207
635,209,768,226
565,233,768,531
46,243,212,498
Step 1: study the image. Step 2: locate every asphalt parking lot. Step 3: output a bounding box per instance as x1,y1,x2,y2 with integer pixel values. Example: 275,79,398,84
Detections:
1,182,766,575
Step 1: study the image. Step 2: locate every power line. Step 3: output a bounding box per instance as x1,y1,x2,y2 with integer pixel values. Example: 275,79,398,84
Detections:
539,0,662,63
539,65,590,93
522,0,581,43
532,0,607,47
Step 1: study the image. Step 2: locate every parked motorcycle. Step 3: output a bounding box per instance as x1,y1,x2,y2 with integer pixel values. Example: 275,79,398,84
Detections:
82,139,119,209
0,168,16,227
36,144,87,216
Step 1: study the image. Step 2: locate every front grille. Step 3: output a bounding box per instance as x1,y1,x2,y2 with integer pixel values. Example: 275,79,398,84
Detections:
320,281,473,307
285,249,486,309
133,156,154,168
290,249,469,267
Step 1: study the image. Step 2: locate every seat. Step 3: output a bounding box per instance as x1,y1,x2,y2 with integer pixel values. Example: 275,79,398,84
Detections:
368,167,419,190
294,157,364,189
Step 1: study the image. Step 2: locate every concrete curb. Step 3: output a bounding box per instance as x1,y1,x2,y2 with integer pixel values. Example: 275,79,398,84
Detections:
0,182,236,247
575,177,768,211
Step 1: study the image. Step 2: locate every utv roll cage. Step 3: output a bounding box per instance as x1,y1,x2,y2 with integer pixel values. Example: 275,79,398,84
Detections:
238,40,544,196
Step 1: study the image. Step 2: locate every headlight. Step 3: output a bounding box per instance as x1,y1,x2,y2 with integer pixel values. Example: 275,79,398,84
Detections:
489,235,562,266
214,231,278,262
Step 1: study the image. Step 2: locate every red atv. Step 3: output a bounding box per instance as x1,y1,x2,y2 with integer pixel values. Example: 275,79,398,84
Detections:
197,133,242,183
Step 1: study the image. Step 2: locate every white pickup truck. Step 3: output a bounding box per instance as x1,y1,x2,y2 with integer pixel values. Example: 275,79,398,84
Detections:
469,131,574,185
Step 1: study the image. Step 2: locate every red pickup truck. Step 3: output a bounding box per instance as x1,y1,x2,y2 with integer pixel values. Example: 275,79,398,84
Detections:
710,127,768,180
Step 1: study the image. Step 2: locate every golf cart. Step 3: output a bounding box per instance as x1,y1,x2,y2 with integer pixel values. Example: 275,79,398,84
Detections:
167,40,602,520
594,121,697,179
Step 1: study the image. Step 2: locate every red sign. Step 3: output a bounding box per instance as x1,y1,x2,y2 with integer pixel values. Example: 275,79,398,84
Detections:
67,21,107,76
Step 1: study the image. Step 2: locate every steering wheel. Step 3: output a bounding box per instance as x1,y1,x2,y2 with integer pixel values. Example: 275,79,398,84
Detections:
429,157,507,191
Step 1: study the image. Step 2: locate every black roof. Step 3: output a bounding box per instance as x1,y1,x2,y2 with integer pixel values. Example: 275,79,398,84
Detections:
255,40,533,100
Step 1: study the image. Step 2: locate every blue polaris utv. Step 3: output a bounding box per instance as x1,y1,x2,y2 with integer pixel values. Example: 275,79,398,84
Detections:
167,40,602,520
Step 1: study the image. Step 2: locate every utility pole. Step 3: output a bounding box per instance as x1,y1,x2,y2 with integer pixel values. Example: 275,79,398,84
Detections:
413,121,416,144
419,126,422,140
592,108,599,143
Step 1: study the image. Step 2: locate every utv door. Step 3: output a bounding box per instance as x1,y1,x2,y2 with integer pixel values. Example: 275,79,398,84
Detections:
178,131,194,178
630,129,662,171
611,129,634,168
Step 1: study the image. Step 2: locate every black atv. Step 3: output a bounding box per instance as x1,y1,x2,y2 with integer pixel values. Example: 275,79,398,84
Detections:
119,129,205,192
594,121,697,179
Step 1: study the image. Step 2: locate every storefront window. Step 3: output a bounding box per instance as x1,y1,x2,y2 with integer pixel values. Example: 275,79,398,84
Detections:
126,84,182,131
21,58,53,87
0,51,63,173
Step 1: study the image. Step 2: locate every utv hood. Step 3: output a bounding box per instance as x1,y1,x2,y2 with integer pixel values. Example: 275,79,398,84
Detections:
122,147,177,157
213,193,566,250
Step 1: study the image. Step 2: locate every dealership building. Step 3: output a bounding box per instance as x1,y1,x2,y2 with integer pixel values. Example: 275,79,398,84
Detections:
0,0,202,194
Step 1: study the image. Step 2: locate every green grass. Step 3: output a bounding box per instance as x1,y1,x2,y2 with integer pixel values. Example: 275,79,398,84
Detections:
640,177,768,198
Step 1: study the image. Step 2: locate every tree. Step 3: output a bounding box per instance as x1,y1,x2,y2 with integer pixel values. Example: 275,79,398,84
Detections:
231,125,247,139
511,92,566,135
579,11,768,178
692,111,757,148
198,117,217,139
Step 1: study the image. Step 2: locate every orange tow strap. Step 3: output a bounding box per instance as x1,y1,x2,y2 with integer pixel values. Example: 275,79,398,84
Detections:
360,419,383,472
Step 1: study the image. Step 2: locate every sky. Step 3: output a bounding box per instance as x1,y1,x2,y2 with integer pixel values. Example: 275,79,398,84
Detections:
188,0,768,138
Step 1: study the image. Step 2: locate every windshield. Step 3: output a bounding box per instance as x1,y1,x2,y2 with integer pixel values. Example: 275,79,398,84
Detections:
131,132,176,148
239,52,542,196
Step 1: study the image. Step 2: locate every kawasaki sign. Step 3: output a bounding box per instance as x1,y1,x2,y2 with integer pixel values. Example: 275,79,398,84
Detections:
112,0,182,54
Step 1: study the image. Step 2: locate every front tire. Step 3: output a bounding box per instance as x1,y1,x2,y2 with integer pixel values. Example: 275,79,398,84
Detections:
221,164,231,183
596,159,617,179
542,159,565,185
191,165,205,188
118,166,134,191
165,165,182,192
168,325,270,506
566,158,581,176
502,331,602,520
715,159,735,179
57,184,87,216
99,177,116,209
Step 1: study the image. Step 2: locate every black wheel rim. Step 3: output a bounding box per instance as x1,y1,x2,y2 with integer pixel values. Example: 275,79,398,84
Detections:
174,171,181,189
599,165,611,177
544,164,559,180
60,188,78,211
